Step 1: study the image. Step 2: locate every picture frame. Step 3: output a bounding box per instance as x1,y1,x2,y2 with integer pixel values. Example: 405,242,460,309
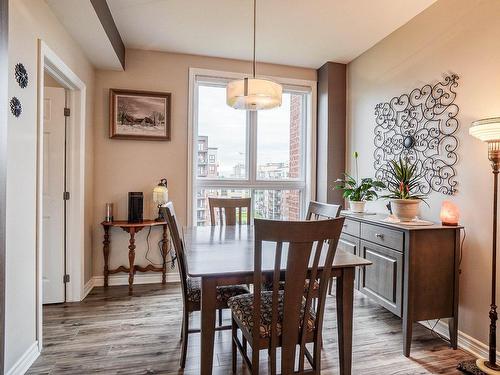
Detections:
109,88,171,141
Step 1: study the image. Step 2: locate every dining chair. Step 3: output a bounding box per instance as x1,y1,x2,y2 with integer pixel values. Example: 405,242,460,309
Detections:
163,202,250,368
306,201,342,295
209,197,252,226
228,217,345,374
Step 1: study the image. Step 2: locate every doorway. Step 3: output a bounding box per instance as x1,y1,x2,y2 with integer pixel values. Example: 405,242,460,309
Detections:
42,71,68,304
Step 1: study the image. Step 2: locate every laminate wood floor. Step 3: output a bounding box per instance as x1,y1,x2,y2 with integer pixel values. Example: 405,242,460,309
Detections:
28,283,473,374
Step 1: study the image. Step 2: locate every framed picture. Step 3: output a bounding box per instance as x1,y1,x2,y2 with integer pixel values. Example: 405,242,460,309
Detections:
109,89,171,141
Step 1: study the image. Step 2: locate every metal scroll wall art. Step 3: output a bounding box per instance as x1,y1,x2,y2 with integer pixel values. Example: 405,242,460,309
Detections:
373,74,460,195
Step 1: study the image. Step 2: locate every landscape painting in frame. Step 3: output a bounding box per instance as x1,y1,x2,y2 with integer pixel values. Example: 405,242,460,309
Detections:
109,89,171,140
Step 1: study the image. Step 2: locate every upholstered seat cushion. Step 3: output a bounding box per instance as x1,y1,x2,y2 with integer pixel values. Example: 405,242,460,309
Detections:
227,291,316,339
186,277,249,303
263,279,320,293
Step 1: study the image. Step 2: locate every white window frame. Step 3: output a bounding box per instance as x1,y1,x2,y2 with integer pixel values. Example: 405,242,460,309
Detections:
187,68,317,226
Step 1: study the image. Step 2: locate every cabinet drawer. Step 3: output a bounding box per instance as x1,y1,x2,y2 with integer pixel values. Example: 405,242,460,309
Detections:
342,219,360,237
359,240,403,317
361,223,403,252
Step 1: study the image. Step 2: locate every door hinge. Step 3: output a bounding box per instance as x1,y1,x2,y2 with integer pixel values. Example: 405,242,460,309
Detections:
64,107,70,117
63,274,70,283
63,191,70,200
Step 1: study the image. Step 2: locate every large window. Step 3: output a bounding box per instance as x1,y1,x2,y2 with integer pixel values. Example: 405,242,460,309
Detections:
190,72,314,226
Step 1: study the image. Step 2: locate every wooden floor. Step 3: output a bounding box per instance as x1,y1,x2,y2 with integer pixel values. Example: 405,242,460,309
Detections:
28,283,472,374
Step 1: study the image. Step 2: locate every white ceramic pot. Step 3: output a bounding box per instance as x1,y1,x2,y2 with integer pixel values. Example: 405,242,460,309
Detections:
390,199,421,222
349,200,366,213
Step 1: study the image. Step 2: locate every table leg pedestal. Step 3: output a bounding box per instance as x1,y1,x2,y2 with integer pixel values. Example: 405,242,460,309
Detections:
161,224,168,284
200,277,217,375
103,226,110,287
336,267,354,375
128,228,136,294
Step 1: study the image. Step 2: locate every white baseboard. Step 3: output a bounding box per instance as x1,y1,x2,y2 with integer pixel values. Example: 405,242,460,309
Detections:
92,272,180,287
6,341,40,375
82,277,95,299
420,320,498,360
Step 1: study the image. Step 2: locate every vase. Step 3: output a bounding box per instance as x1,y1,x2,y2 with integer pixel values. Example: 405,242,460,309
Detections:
349,200,366,213
390,199,421,222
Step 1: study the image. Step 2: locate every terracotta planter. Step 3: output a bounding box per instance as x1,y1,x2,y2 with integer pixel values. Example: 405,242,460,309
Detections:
390,199,420,222
349,200,366,213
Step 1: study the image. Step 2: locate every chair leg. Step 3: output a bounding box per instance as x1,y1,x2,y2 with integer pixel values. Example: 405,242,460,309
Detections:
252,345,259,375
180,310,189,368
232,317,237,373
219,309,223,326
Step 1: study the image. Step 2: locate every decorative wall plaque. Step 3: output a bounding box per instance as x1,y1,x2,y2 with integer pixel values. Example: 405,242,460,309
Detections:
374,74,460,195
15,63,28,88
10,97,22,117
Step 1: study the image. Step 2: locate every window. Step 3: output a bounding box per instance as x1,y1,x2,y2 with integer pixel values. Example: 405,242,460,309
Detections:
190,71,314,226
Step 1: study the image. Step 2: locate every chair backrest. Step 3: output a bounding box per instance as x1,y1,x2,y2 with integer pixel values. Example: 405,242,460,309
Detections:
253,217,345,374
208,197,251,226
306,200,341,220
162,202,189,302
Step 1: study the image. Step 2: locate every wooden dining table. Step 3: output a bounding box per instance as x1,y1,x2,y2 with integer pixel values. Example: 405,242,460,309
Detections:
183,225,372,375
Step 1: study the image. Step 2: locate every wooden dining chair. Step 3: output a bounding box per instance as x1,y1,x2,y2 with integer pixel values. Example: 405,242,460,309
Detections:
163,202,250,368
228,217,345,374
306,201,342,295
209,197,252,226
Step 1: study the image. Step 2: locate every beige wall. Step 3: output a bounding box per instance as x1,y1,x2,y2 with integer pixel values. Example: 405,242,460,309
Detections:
347,0,500,347
6,0,95,371
93,49,316,277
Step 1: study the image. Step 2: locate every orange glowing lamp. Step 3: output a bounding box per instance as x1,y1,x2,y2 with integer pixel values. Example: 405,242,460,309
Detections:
440,201,460,226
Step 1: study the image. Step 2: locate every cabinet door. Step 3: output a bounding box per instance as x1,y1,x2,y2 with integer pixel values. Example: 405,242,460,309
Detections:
338,233,360,289
359,240,403,317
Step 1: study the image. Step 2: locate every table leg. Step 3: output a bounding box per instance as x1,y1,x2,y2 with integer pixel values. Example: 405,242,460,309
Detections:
336,267,354,375
161,224,168,284
103,226,110,287
128,228,136,294
200,277,217,375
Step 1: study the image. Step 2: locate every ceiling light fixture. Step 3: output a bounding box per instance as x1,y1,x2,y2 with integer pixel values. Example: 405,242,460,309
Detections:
226,0,282,111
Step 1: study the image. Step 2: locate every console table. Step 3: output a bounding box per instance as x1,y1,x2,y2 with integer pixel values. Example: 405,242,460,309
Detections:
339,212,462,356
101,220,169,293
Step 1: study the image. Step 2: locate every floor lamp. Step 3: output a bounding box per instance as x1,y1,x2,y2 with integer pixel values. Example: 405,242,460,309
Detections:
470,117,500,374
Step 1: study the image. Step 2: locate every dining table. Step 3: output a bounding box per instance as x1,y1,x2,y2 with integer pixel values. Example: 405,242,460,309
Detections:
183,224,372,375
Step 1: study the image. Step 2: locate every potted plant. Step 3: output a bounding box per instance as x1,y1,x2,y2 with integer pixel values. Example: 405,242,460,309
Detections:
382,157,428,221
334,152,385,213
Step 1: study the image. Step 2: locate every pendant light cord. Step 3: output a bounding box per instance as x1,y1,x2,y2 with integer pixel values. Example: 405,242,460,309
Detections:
253,0,256,78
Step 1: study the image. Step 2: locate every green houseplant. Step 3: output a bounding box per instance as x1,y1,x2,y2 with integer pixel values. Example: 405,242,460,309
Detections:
334,152,385,213
382,157,428,221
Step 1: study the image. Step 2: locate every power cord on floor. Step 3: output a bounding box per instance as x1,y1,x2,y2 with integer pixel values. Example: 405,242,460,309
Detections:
144,226,177,268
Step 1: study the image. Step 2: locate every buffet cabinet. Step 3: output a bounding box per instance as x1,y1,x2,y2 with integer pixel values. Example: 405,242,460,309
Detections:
339,213,462,356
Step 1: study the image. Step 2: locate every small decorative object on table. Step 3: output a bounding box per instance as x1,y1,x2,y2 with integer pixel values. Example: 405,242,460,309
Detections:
152,178,168,221
334,151,385,213
128,192,143,223
440,200,460,226
382,157,428,222
105,203,114,222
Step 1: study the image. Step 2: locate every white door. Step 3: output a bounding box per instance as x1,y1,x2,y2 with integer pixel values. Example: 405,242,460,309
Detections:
42,86,66,304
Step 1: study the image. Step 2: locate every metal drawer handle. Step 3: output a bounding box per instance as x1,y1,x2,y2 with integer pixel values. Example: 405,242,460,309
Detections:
375,233,384,239
343,224,347,228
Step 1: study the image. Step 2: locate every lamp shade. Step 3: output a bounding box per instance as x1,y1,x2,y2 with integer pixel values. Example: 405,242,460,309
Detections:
153,178,168,206
470,117,500,142
227,78,282,110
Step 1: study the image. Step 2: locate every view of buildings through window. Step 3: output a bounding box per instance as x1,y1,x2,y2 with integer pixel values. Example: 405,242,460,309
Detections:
194,80,309,226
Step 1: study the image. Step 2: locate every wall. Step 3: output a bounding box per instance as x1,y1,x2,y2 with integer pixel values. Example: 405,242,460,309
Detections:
347,0,500,348
6,0,95,372
93,49,316,278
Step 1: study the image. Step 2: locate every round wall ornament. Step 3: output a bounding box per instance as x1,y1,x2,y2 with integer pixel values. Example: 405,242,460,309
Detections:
10,97,22,117
15,63,28,88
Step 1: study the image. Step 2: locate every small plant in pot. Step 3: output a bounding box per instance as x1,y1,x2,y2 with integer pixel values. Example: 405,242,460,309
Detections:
382,157,428,221
334,152,385,213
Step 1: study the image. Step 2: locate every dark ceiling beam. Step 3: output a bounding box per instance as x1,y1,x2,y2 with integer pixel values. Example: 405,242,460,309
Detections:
90,0,125,69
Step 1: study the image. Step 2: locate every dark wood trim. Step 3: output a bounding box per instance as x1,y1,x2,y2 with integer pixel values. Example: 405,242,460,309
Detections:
0,0,7,371
89,0,125,69
109,88,171,141
316,62,346,205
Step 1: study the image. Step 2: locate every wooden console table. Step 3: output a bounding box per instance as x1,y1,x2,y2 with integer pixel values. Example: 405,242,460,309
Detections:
101,220,169,293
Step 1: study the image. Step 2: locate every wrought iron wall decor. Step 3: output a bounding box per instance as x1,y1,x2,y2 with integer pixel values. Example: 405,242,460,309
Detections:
15,63,28,88
374,74,460,195
10,97,22,118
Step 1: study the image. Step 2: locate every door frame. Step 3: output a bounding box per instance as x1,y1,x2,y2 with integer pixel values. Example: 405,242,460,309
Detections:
36,40,86,350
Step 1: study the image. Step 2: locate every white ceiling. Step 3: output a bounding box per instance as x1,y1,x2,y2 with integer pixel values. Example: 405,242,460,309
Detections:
107,0,437,69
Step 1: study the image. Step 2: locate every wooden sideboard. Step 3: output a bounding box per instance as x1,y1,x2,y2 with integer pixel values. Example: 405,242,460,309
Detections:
339,212,462,356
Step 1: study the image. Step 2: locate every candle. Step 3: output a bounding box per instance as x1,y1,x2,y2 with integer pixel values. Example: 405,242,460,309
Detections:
105,203,114,222
440,201,459,226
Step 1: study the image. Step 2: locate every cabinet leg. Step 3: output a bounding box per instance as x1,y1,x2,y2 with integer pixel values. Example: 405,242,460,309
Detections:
103,226,110,288
128,228,136,294
403,313,413,357
449,316,458,349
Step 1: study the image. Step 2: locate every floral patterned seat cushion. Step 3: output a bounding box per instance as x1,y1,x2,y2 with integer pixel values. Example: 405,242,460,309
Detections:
186,277,249,303
227,291,316,339
263,279,320,294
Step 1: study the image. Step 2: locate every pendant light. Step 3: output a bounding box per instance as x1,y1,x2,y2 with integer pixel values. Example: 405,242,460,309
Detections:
226,0,282,110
